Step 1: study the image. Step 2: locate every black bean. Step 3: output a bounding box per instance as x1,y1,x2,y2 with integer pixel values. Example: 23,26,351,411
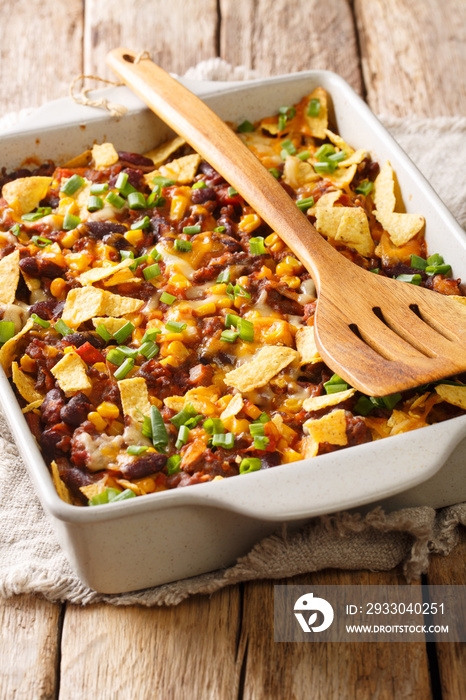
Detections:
261,452,281,469
120,453,168,480
102,233,129,249
41,388,65,425
60,393,92,428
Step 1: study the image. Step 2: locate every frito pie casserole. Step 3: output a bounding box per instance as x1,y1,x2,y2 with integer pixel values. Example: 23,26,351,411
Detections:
1,88,466,507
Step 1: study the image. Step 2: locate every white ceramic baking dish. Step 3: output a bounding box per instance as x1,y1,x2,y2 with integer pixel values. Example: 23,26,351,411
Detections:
2,72,466,593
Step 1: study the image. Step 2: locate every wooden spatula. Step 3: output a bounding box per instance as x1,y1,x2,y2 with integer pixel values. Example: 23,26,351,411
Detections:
107,48,466,396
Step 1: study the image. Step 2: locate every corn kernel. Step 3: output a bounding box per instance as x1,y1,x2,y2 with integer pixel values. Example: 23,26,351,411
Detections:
243,402,262,420
282,448,303,463
217,395,233,411
160,355,178,367
58,197,79,216
149,396,163,408
193,302,216,317
265,232,284,253
257,265,273,280
234,296,249,309
20,354,36,373
276,262,294,277
216,297,233,309
167,340,191,362
283,255,303,272
50,278,67,299
132,328,145,345
210,284,227,295
66,252,93,273
60,230,80,248
134,477,157,494
88,411,108,431
93,362,108,373
124,229,144,246
238,213,261,233
169,273,190,290
170,194,189,221
223,417,250,435
63,347,75,354
96,402,120,420
281,275,301,289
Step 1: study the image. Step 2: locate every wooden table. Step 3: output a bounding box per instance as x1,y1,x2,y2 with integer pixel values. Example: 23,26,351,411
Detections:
1,1,466,697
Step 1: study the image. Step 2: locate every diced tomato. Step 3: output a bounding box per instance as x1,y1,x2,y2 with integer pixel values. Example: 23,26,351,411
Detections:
74,342,105,365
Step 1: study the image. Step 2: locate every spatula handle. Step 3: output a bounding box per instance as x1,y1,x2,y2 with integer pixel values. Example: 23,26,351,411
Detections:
107,48,346,292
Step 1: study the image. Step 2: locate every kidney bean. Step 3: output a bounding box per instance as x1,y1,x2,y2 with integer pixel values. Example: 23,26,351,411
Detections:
102,233,129,249
261,452,281,469
62,332,105,350
59,464,96,502
20,256,65,278
191,186,216,204
118,151,155,169
28,300,65,321
120,452,167,480
41,423,72,457
85,221,127,239
41,388,65,425
60,393,92,428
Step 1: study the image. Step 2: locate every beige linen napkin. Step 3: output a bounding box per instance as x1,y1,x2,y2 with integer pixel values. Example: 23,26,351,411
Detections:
1,60,466,605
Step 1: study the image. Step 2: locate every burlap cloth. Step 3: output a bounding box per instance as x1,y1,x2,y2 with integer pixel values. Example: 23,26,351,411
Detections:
1,60,466,606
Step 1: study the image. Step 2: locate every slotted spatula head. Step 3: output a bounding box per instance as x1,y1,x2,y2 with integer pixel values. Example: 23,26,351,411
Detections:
107,48,466,396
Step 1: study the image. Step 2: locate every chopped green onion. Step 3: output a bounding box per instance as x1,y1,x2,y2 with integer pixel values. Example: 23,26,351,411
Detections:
141,328,162,343
54,319,73,336
216,269,230,283
113,322,135,344
213,226,226,233
175,425,190,449
147,192,165,207
113,357,134,380
281,139,296,156
268,168,280,179
139,341,159,359
238,318,254,342
165,320,187,333
239,457,261,474
117,346,139,359
63,213,81,230
410,255,428,270
171,404,198,428
149,247,162,262
254,412,270,424
297,150,311,161
183,224,201,235
141,415,152,438
354,395,374,416
278,114,287,131
129,255,148,272
110,489,136,503
323,374,349,394
234,283,251,299
31,313,50,328
22,207,52,222
192,181,207,189
174,239,193,252
279,105,296,119
297,197,315,212
127,192,146,210
131,215,150,230
315,144,336,161
396,274,422,285
254,436,270,450
120,250,135,261
106,191,125,209
160,291,176,305
90,182,109,195
249,237,266,255
9,224,21,236
427,253,444,266
220,329,239,343
313,161,338,175
425,264,451,276
307,98,321,117
127,445,149,455
61,174,84,196
249,423,265,437
380,393,402,410
212,433,235,449
152,175,175,188
225,313,240,328
150,405,168,449
166,454,182,475
87,195,103,212
370,268,380,274
143,263,161,280
237,120,255,133
185,415,203,429
203,417,225,435
328,150,347,163
88,487,121,506
228,187,238,197
115,172,129,191
355,180,374,197
96,323,112,343
30,235,52,247
106,347,126,366
0,321,15,344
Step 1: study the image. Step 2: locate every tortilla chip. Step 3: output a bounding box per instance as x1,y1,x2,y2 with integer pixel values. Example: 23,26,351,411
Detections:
315,191,341,208
62,150,92,168
62,287,105,327
92,142,119,169
104,291,144,317
144,136,186,167
335,207,374,257
22,399,43,413
305,88,328,139
339,149,367,167
164,386,220,415
74,183,93,219
163,396,185,412
160,154,201,184
327,163,357,189
325,129,354,157
103,268,138,287
300,435,319,459
283,156,320,189
435,384,466,410
78,258,133,286
50,352,92,395
295,326,322,365
303,409,348,446
12,362,43,403
0,318,34,375
0,249,20,304
374,210,425,247
220,393,243,421
314,206,345,239
373,161,396,214
21,269,41,292
2,176,52,216
51,460,73,504
260,121,280,136
118,377,151,419
115,478,144,496
92,317,129,335
387,409,427,435
303,388,356,412
225,346,297,393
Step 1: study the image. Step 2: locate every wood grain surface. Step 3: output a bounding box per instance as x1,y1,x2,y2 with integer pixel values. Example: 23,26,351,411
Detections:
1,1,466,698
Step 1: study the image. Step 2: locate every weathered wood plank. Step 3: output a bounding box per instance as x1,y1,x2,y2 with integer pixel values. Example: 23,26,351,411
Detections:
0,595,62,700
427,528,466,700
239,570,432,700
219,0,362,93
354,0,466,117
0,0,83,114
59,587,241,699
84,0,218,83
